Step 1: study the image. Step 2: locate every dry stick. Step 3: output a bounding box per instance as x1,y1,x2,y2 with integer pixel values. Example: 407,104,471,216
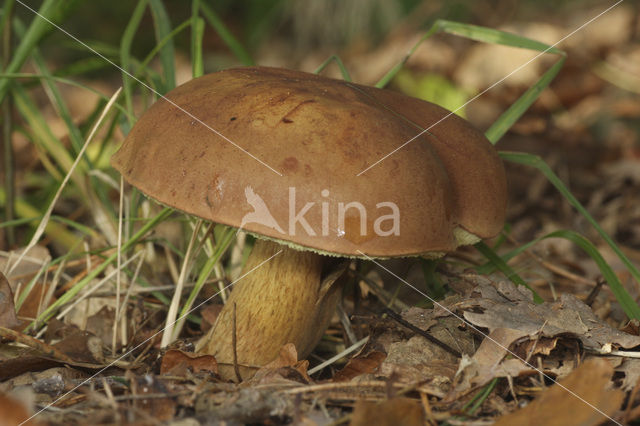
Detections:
96,279,226,297
5,88,122,276
162,219,203,347
100,377,120,424
113,175,125,356
232,302,242,382
115,250,145,324
585,277,605,307
164,245,180,285
40,258,65,322
353,272,409,311
0,326,74,363
336,302,358,345
3,253,101,284
36,265,50,321
308,336,369,375
420,391,436,426
382,308,461,358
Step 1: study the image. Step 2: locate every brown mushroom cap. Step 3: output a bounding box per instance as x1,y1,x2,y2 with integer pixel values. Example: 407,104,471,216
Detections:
111,66,506,257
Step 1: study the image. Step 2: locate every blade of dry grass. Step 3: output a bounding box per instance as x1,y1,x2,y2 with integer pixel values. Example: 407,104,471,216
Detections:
6,87,122,276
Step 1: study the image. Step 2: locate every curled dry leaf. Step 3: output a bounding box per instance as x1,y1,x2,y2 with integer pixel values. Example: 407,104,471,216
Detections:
251,343,312,384
44,319,105,364
451,328,529,396
333,350,386,382
160,349,218,376
493,358,623,426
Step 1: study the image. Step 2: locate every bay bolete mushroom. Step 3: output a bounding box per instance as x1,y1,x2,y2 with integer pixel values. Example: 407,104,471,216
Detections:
111,66,507,380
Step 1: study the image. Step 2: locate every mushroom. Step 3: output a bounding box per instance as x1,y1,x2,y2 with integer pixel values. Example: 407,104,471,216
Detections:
111,66,507,380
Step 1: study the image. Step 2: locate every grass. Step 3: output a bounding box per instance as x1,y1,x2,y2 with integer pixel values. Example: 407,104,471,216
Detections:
1,0,638,365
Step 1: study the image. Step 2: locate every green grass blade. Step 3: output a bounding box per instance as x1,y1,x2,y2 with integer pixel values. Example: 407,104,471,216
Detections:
374,17,566,138
191,0,204,78
375,25,439,88
12,84,75,176
0,0,81,102
314,55,352,81
499,151,640,294
463,378,498,415
485,58,565,144
0,72,133,119
434,20,563,54
120,0,148,127
0,0,15,42
136,19,190,79
148,0,176,92
420,258,446,301
199,1,254,66
30,50,87,159
53,56,111,78
0,187,78,250
474,241,544,303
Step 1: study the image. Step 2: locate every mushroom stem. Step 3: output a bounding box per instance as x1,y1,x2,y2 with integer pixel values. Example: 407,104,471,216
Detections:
197,238,342,380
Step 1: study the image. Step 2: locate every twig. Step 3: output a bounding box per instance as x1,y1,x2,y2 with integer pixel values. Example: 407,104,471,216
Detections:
113,391,190,401
0,326,74,363
382,308,461,358
585,277,605,306
336,302,358,345
232,302,242,382
308,336,369,375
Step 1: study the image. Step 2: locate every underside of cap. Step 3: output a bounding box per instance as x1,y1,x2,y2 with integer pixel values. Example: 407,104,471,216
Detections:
111,66,507,258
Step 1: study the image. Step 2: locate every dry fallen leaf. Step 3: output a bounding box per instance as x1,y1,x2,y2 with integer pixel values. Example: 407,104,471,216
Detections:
451,328,529,395
130,374,176,422
350,397,424,426
0,246,55,329
251,343,311,384
160,349,218,376
460,280,640,352
493,358,623,426
199,303,223,332
333,350,386,382
0,391,38,426
0,272,19,329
